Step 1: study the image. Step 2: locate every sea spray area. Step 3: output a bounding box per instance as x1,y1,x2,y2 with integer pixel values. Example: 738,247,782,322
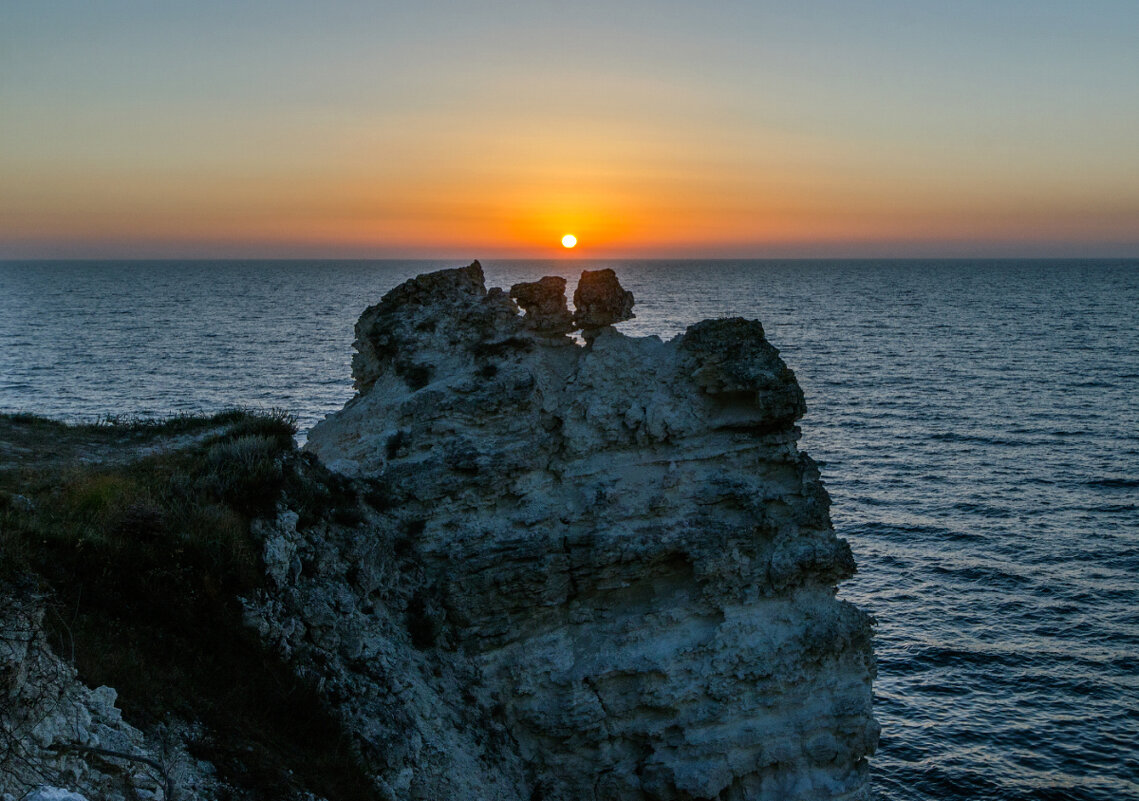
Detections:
2,259,1138,799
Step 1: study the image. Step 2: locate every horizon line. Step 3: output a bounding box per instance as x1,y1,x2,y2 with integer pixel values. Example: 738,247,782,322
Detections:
3,254,1138,263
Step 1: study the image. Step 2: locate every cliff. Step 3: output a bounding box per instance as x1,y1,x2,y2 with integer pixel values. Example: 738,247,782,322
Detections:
0,262,876,801
299,261,878,799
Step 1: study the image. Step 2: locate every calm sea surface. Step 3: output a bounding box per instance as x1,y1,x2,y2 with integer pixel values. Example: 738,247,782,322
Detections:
2,259,1137,799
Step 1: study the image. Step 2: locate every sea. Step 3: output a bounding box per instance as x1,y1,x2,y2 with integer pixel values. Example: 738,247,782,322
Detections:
1,259,1136,800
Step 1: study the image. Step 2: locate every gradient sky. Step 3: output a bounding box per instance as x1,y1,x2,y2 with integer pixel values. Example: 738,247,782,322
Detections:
2,0,1138,258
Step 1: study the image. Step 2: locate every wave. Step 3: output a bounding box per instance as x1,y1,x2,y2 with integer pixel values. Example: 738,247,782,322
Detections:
1084,478,1139,489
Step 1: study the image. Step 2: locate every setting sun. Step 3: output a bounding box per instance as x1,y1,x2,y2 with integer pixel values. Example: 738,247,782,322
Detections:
561,234,577,249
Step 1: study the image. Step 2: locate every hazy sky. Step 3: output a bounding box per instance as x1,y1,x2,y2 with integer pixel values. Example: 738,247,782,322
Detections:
2,1,1137,258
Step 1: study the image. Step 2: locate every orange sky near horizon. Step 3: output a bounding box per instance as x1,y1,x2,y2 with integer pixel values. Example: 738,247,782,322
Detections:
2,2,1138,259
8,116,1136,258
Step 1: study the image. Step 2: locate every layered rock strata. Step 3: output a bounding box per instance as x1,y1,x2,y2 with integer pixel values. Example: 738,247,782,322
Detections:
300,261,877,800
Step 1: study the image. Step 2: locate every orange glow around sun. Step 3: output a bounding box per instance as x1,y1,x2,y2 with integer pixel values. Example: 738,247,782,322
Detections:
561,234,577,248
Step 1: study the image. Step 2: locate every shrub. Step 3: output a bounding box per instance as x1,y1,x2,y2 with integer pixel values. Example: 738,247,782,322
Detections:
202,434,286,515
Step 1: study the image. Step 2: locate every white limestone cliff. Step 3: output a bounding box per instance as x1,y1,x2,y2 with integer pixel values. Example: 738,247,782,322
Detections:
292,261,878,800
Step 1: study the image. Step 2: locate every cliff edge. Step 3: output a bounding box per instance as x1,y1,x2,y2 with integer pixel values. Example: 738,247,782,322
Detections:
297,261,877,800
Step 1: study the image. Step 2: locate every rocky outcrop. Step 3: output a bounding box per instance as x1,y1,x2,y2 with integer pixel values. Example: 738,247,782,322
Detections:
571,267,635,333
296,261,877,800
0,586,217,801
510,276,575,336
1,261,875,800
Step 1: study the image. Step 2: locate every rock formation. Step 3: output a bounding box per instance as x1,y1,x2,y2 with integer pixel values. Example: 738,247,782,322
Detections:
296,261,877,800
0,586,218,801
571,267,635,333
510,276,575,336
1,261,875,800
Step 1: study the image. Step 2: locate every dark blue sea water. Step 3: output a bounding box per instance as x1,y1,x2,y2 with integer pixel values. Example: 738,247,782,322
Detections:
2,259,1137,799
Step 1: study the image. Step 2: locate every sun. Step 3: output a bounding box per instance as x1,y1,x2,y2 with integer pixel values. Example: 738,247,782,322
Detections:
561,234,577,249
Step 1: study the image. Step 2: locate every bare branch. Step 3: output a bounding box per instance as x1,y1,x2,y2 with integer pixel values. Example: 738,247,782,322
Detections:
47,743,173,801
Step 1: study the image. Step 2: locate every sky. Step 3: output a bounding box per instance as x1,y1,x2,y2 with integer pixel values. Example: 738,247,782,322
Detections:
2,0,1138,259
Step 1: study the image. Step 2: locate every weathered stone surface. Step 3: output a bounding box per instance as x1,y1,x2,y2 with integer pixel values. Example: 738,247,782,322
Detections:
350,259,520,393
295,263,877,800
510,276,575,335
572,267,635,330
0,587,215,801
20,788,89,801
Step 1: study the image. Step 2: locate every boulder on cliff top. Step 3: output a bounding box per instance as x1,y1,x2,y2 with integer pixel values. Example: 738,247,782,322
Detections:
509,276,575,335
572,267,635,330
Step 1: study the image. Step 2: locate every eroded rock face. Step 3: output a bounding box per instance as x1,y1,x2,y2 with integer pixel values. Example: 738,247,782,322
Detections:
0,587,218,801
510,276,575,336
298,262,877,800
572,267,635,331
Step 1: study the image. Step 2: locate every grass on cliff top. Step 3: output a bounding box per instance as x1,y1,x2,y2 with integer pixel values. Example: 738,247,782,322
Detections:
0,408,292,468
0,410,376,801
